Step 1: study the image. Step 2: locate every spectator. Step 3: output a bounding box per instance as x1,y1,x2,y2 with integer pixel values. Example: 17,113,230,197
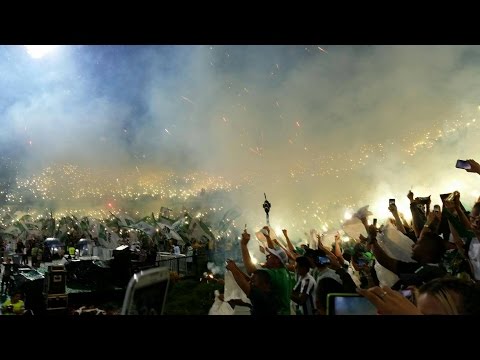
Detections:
1,258,13,294
358,277,480,315
1,291,25,315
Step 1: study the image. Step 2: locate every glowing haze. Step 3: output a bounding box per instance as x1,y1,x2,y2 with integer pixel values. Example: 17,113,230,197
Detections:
1,45,480,241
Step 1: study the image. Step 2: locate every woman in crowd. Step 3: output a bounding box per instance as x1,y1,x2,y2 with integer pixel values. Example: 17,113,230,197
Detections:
358,276,480,315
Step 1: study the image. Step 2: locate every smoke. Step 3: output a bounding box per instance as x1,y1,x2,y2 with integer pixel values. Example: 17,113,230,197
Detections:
1,45,480,242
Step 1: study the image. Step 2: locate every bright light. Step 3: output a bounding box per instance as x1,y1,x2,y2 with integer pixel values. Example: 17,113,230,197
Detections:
24,45,58,59
275,227,282,236
344,210,352,220
251,256,258,265
370,198,392,224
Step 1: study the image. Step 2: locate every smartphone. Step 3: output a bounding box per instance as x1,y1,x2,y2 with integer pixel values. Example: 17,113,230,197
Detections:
317,256,331,265
455,159,471,170
326,293,377,315
389,199,395,205
433,205,441,213
400,289,415,303
121,267,170,315
356,259,367,267
373,218,378,227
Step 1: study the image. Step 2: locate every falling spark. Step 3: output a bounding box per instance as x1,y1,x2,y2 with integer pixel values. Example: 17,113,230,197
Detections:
181,96,194,105
318,46,328,54
249,147,262,156
296,121,301,127
165,129,171,135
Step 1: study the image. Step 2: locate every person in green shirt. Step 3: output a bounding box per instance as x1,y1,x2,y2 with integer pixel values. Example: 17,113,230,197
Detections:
240,227,295,315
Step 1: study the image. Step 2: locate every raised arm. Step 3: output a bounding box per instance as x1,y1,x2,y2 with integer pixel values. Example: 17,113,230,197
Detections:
282,229,296,253
273,237,298,261
408,190,425,238
453,191,475,232
225,259,252,296
262,226,275,250
389,203,406,234
448,220,467,257
316,234,340,262
333,233,346,264
240,230,257,275
368,224,399,275
448,221,476,276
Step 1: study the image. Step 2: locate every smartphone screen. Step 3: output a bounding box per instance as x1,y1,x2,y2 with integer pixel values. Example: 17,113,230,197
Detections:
121,267,170,315
327,293,377,315
400,289,415,303
317,256,331,265
389,199,395,205
373,218,377,227
456,160,471,170
356,259,367,267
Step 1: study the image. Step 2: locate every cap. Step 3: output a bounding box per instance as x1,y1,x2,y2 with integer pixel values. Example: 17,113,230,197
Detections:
295,246,306,256
265,247,288,266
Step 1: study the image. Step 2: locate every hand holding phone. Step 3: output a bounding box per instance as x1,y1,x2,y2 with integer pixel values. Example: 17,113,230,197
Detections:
456,159,472,170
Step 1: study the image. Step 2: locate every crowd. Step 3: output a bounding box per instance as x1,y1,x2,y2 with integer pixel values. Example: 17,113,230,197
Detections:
214,158,480,315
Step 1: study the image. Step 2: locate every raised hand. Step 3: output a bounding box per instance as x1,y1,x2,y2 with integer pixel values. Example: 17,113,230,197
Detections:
357,286,422,315
407,190,414,202
241,231,251,246
453,191,461,208
466,159,480,174
388,203,398,214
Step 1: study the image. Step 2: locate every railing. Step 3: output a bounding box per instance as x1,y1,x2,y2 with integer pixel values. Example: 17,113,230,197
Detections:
155,252,193,276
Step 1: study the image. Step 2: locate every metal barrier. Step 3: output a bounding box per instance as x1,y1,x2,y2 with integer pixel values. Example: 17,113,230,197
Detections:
155,252,193,276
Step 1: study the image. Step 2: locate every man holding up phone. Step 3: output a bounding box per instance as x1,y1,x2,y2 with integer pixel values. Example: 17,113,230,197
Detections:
366,223,447,289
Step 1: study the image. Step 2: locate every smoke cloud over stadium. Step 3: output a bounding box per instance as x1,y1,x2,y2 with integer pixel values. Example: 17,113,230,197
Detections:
1,45,480,240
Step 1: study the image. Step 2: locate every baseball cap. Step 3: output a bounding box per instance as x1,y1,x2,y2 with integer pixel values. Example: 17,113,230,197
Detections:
265,247,288,266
